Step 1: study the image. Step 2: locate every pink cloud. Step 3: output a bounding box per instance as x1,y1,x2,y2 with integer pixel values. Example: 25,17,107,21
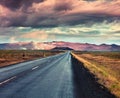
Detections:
21,31,48,40
0,0,120,27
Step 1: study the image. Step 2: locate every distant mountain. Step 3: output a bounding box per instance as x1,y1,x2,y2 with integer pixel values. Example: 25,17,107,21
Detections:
0,41,120,51
51,47,74,51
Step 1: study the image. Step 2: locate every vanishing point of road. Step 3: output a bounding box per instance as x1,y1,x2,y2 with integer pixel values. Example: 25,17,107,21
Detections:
0,52,115,98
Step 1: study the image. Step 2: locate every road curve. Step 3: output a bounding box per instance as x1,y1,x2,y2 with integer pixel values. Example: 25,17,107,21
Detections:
0,52,115,98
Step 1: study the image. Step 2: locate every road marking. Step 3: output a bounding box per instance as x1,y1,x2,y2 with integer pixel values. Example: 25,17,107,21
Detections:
32,66,39,70
0,76,16,86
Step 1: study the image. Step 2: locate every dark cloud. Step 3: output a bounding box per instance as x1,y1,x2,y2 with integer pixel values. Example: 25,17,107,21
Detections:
84,0,113,1
0,0,120,27
54,1,73,11
57,13,120,26
0,12,120,28
0,0,45,10
84,0,96,1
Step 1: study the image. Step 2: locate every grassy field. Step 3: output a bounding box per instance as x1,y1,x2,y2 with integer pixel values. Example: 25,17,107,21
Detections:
72,51,120,98
0,50,62,67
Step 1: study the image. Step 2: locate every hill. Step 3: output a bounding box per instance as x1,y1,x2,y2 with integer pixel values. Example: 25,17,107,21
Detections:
0,41,120,51
51,47,74,51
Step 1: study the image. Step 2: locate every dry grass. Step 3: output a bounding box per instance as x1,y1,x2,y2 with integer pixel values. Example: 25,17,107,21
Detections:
0,50,62,67
72,52,120,98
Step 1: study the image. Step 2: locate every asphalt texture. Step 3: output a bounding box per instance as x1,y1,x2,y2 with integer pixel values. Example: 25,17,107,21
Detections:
0,52,116,98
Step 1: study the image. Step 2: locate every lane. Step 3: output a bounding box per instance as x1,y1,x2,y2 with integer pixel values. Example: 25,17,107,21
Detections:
0,51,115,98
0,52,65,83
0,52,73,98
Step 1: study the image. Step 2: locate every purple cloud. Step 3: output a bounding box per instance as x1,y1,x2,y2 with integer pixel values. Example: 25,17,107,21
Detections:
0,0,120,27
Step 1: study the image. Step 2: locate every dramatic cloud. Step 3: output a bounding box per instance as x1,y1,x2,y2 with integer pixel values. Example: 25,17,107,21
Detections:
0,0,120,44
54,0,73,11
0,21,120,44
0,0,45,10
0,0,120,27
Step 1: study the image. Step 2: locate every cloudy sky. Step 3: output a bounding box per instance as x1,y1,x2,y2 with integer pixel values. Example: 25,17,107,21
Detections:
0,0,120,44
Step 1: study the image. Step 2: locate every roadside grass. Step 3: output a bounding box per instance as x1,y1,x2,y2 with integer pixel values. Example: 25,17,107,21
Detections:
74,51,120,59
72,52,120,98
0,50,62,67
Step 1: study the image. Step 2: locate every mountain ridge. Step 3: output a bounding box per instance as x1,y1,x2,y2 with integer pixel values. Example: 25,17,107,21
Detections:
0,41,120,51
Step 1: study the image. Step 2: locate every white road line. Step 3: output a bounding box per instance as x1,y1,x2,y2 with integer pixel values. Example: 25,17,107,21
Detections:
0,66,39,86
0,76,16,85
32,66,39,70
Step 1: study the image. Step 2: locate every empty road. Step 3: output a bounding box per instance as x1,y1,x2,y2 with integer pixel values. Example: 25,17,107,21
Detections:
0,52,115,98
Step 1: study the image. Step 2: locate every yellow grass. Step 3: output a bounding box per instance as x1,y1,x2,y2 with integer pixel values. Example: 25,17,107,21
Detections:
72,53,120,98
0,50,62,67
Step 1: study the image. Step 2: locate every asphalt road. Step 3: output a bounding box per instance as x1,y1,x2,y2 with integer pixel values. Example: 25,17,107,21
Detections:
0,52,115,98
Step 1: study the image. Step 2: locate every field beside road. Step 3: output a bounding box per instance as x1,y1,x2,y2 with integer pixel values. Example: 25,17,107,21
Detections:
0,50,119,98
0,51,115,98
0,50,62,68
72,51,120,98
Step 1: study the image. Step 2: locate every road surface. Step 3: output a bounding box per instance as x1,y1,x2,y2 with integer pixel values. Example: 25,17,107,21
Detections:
0,52,115,98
